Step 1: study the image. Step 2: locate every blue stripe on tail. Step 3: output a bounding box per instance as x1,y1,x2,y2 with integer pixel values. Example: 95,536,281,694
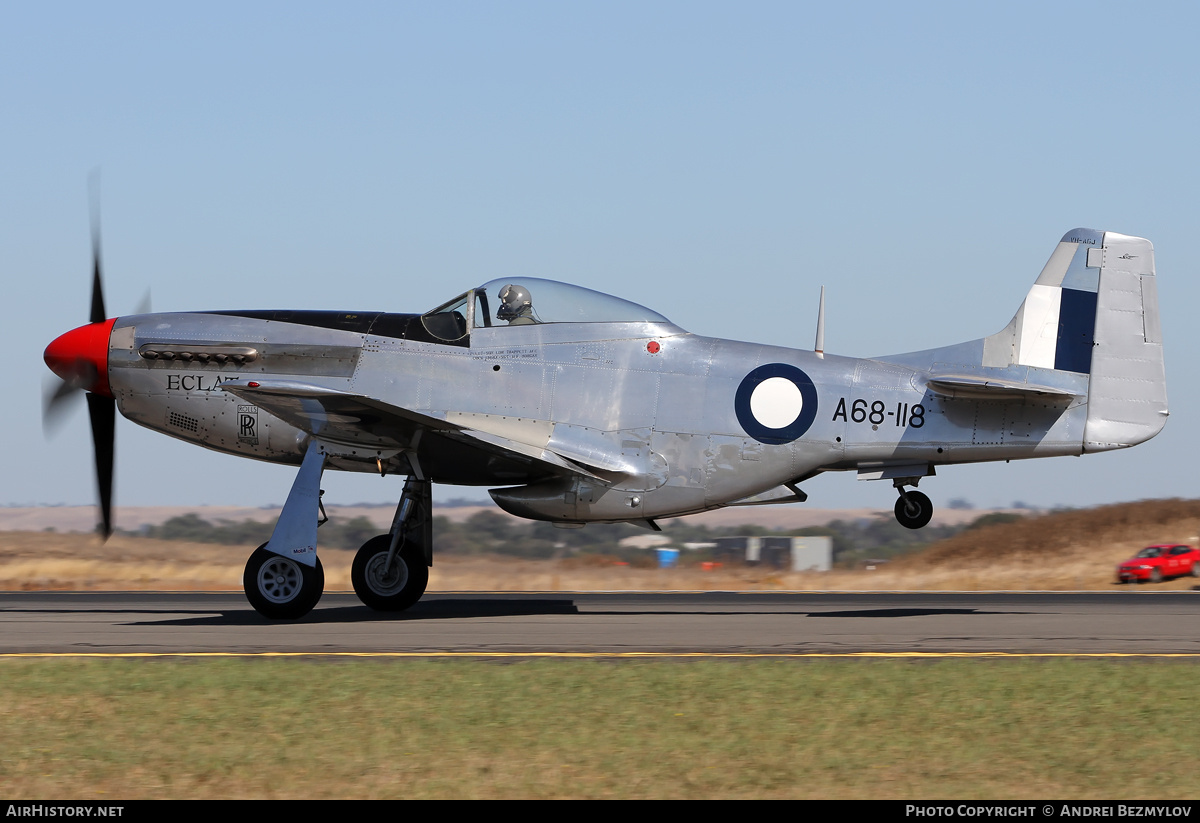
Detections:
1055,287,1098,374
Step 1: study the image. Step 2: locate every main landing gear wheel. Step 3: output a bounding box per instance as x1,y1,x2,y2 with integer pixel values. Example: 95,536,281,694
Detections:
894,490,934,530
352,534,429,612
243,544,325,619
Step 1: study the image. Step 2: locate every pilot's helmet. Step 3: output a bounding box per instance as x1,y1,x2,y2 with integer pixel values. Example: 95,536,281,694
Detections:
497,284,533,321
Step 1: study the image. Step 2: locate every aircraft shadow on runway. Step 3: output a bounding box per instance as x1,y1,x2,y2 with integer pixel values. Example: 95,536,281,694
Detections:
137,597,584,626
133,603,1013,627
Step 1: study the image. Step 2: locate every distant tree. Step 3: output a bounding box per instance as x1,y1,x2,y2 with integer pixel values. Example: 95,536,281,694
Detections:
156,513,217,542
321,516,381,550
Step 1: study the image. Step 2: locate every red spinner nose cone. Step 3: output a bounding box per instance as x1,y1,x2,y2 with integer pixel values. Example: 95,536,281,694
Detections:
44,318,116,397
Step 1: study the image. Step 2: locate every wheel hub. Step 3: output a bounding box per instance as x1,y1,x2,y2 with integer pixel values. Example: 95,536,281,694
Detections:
258,556,303,603
365,553,409,597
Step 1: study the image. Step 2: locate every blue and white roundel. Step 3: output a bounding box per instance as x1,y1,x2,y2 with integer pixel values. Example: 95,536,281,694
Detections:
735,363,818,444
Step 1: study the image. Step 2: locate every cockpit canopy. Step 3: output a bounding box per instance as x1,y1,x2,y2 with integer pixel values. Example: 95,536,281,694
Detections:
421,277,671,342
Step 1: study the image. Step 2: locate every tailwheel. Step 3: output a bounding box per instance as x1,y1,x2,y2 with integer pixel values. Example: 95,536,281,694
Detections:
894,490,934,530
243,544,324,619
351,534,429,612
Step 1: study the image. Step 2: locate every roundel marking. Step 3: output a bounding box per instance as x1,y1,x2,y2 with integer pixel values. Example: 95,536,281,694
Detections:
735,363,819,444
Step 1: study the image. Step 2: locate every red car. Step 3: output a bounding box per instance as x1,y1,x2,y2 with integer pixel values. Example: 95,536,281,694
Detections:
1116,544,1200,583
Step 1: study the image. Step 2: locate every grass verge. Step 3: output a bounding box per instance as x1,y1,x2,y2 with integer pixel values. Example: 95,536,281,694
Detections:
0,658,1195,799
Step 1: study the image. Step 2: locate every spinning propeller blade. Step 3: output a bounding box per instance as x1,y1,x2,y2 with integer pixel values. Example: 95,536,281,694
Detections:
42,195,117,538
87,392,115,539
90,224,106,324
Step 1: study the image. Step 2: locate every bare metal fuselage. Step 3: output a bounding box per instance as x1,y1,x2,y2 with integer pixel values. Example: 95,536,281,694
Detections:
109,307,1093,524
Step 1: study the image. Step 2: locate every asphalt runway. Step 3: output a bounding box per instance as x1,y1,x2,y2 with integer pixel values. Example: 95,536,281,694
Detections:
1,590,1198,656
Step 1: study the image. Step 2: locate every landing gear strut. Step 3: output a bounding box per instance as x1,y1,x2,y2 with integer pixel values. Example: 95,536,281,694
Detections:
351,476,432,612
243,440,327,619
893,481,934,530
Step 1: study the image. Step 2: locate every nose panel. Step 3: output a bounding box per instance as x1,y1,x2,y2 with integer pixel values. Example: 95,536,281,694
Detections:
44,318,116,397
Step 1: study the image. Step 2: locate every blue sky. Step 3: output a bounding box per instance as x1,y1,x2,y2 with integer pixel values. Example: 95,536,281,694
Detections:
4,2,1197,515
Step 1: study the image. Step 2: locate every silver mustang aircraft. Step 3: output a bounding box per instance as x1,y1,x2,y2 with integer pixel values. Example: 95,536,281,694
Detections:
44,228,1167,618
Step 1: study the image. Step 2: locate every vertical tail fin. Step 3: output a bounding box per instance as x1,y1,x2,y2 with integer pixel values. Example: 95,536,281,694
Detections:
982,228,1167,450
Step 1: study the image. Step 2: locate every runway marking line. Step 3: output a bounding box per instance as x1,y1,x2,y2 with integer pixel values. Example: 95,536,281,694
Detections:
3,652,1200,659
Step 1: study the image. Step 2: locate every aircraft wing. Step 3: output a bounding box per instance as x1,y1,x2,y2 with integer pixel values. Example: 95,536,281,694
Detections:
219,377,614,482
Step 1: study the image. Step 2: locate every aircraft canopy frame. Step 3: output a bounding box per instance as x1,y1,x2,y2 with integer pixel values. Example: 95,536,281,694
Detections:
420,277,671,342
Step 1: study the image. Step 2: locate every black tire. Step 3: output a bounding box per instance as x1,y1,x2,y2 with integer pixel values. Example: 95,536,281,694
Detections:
894,491,934,530
1191,562,1199,578
1150,568,1163,584
351,534,429,612
243,544,324,619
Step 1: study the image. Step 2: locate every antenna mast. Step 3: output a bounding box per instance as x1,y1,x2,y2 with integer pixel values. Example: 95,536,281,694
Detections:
814,286,826,358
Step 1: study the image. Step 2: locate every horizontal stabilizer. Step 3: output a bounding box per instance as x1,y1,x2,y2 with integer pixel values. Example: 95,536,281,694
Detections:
923,374,1081,400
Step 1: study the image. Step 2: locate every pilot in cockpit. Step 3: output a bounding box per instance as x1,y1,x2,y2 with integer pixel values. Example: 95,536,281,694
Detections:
497,284,538,325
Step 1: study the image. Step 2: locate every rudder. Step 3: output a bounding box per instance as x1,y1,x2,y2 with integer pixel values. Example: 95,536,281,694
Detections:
1082,230,1167,450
